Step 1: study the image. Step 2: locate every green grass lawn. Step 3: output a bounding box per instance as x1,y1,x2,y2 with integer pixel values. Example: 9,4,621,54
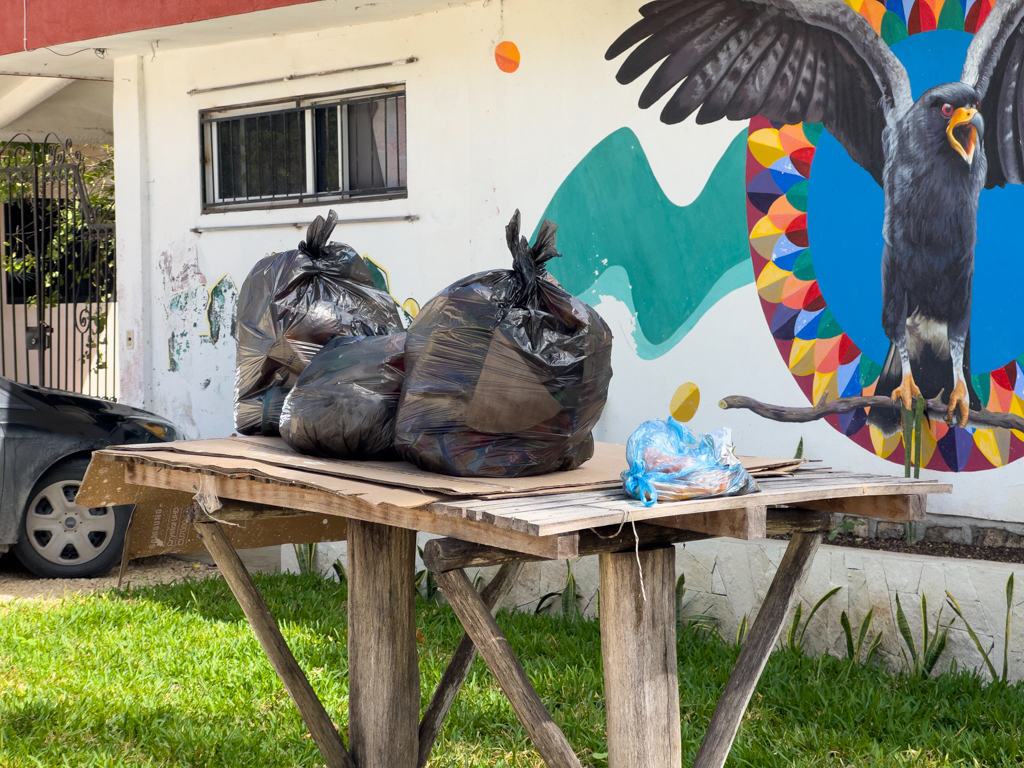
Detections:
0,572,1022,767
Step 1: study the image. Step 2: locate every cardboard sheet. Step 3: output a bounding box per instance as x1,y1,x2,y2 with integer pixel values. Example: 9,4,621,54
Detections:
92,437,805,504
104,436,631,496
739,456,807,476
89,448,446,509
121,486,349,560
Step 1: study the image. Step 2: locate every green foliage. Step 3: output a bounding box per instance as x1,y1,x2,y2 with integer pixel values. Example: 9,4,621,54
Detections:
536,562,583,619
794,437,804,460
293,543,316,575
4,573,1024,766
81,145,115,223
674,573,719,636
331,558,347,585
900,395,925,479
735,614,748,647
904,521,917,544
895,593,954,679
0,142,117,373
840,608,882,665
828,518,865,542
415,546,438,603
946,573,1015,684
782,587,842,653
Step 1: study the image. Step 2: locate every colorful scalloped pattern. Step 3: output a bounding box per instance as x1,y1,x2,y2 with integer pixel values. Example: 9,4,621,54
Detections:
745,1,1024,472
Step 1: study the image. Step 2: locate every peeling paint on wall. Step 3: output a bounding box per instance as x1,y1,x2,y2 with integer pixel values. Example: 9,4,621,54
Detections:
206,275,238,345
166,279,239,371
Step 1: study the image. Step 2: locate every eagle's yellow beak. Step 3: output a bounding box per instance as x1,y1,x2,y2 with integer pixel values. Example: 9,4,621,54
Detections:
947,107,978,167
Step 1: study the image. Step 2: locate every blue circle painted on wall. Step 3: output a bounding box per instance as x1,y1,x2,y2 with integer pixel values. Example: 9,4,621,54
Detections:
747,10,1024,473
810,30,1024,372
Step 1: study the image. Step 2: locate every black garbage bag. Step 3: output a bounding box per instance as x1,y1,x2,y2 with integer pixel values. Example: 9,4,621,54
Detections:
233,211,403,435
280,333,406,460
394,210,613,477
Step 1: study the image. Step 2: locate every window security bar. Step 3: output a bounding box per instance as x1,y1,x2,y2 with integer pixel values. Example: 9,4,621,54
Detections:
187,56,418,96
200,85,407,212
189,214,418,234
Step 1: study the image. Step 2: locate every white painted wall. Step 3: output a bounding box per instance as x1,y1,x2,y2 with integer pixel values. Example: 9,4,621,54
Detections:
111,0,1024,522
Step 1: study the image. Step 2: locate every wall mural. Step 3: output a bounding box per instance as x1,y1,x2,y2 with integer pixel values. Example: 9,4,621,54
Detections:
601,0,1024,472
542,128,752,358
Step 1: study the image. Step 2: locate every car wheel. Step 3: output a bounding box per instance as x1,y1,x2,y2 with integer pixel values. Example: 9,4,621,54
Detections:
13,458,131,579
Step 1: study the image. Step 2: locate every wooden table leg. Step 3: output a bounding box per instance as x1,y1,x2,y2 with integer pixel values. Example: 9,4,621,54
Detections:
434,567,582,768
347,519,419,768
599,546,681,768
418,562,524,768
691,531,821,768
192,517,354,768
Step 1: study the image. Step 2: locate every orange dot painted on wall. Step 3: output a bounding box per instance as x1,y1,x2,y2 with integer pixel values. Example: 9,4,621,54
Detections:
495,41,520,73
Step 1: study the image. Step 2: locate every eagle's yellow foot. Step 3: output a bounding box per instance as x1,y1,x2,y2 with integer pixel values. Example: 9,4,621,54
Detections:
890,374,921,411
946,380,970,428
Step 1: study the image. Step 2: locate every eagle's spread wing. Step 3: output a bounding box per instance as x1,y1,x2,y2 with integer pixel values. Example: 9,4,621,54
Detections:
962,0,1024,188
606,0,913,186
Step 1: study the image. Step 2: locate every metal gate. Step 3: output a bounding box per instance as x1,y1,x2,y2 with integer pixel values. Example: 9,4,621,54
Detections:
0,135,117,400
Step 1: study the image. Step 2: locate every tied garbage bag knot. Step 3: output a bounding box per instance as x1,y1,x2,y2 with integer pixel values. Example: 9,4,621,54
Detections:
621,418,759,507
394,209,613,477
622,458,658,506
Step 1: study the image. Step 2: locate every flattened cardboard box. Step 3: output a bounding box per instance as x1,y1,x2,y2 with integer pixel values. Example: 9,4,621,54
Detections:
97,436,804,498
105,436,629,496
123,486,349,560
78,452,349,563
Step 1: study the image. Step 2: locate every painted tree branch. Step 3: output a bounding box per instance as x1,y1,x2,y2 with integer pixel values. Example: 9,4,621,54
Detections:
719,394,1024,432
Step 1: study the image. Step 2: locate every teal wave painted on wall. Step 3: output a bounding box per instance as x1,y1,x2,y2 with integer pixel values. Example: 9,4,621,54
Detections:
579,262,753,360
538,127,752,354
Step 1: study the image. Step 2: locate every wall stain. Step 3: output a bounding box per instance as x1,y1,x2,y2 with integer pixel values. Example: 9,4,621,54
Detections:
160,249,207,293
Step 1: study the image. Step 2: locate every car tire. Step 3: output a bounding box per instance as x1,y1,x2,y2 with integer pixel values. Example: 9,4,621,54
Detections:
12,458,131,579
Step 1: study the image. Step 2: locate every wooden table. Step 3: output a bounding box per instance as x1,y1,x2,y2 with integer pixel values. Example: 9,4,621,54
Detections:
78,442,951,768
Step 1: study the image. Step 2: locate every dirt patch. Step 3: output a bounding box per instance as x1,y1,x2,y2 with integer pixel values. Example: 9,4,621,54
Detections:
0,554,220,602
822,534,1024,565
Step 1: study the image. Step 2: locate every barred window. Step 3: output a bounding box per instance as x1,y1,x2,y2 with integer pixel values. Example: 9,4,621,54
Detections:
200,84,406,212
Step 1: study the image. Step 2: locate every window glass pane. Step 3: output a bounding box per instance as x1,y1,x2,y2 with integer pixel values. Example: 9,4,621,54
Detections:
384,96,398,189
348,100,386,191
397,95,407,187
314,106,340,193
217,119,243,199
215,110,305,200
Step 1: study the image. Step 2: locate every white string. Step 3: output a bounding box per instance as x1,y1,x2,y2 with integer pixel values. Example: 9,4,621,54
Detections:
632,515,647,602
590,509,647,602
192,475,241,527
588,510,630,540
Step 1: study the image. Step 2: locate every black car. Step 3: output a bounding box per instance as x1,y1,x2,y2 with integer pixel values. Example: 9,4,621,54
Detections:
0,376,179,578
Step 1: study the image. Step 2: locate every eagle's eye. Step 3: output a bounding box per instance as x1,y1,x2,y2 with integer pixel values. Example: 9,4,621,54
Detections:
941,103,953,117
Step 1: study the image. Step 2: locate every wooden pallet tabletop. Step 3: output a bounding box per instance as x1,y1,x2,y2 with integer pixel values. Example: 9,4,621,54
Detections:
83,439,952,547
427,469,951,536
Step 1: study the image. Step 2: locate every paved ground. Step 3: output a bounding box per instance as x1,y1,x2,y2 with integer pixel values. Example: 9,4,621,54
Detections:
0,545,283,602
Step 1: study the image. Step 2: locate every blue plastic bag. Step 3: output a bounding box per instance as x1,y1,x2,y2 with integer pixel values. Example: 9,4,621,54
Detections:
621,418,759,506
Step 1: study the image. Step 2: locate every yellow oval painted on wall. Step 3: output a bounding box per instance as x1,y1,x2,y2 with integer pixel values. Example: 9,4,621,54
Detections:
670,382,700,422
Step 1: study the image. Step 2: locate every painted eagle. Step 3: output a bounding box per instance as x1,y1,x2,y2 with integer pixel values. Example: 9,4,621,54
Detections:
607,0,1024,434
